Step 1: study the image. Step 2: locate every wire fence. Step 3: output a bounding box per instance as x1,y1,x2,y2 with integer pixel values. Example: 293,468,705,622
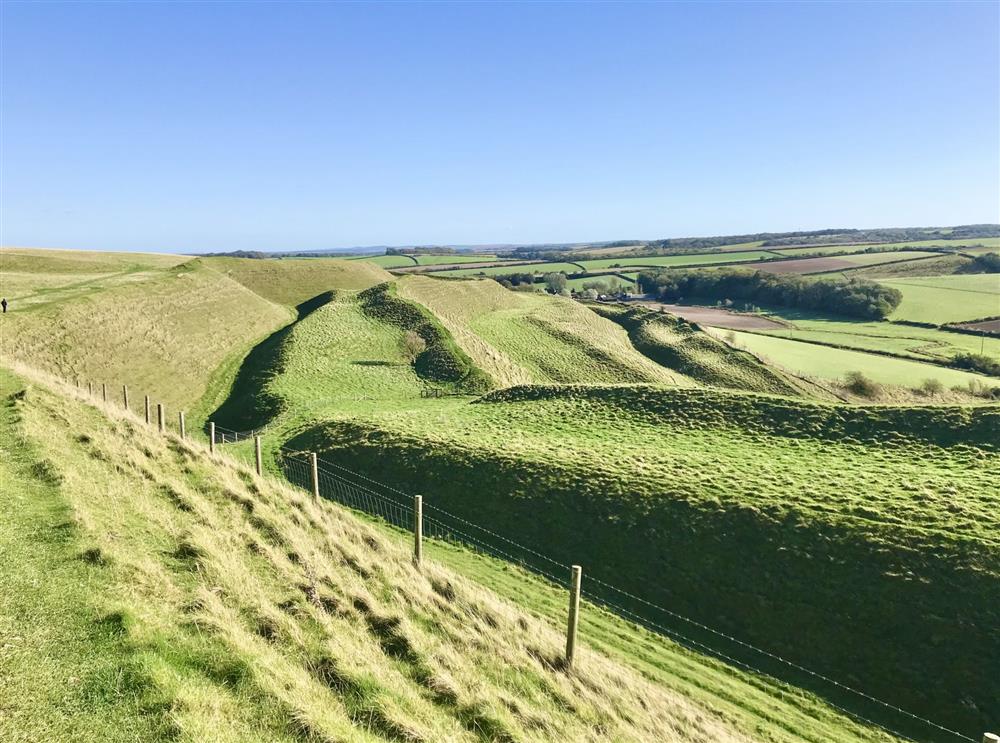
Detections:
64,374,988,743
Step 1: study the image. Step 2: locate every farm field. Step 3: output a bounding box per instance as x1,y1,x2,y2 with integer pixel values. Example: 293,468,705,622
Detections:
719,329,995,389
350,253,418,268
432,261,586,277
575,249,778,271
565,272,637,290
413,253,498,265
756,311,1000,364
742,251,941,275
878,274,1000,323
850,254,971,278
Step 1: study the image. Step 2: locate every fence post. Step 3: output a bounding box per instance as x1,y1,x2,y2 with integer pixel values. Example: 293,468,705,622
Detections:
178,411,186,440
209,422,215,454
88,381,93,397
310,453,320,499
122,384,129,411
983,734,1000,743
565,565,582,669
144,395,150,424
157,403,164,434
413,495,423,567
254,435,263,476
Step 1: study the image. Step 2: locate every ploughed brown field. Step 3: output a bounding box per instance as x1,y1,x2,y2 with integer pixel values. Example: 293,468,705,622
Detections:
743,257,857,274
953,318,1000,333
626,301,785,329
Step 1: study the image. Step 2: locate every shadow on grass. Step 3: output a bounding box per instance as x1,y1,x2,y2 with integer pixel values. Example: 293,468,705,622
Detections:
208,291,335,432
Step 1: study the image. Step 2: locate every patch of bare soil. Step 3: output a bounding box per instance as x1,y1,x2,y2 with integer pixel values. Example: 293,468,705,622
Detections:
628,301,786,329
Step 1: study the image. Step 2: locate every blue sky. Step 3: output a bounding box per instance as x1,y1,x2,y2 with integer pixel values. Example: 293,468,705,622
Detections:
2,1,998,253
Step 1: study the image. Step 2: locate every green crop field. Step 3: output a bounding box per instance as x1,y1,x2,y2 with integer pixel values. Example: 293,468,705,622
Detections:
877,274,1000,324
836,250,941,267
720,329,995,390
4,248,999,742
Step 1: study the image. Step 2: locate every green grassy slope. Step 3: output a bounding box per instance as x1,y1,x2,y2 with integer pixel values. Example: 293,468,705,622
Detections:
0,258,293,417
201,256,391,306
588,304,805,396
878,275,1000,324
720,329,997,390
286,385,999,740
396,275,691,387
1,365,811,743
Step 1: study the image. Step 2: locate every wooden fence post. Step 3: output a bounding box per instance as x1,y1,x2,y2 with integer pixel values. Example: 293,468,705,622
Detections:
254,435,263,476
209,422,215,454
178,411,186,440
88,381,93,397
144,395,150,424
565,565,582,668
310,453,320,499
413,495,423,566
122,384,129,411
157,403,164,434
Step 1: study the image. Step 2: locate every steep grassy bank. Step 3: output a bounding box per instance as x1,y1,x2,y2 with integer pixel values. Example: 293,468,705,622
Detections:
2,366,770,743
286,387,999,740
397,275,691,387
588,304,804,395
0,258,293,416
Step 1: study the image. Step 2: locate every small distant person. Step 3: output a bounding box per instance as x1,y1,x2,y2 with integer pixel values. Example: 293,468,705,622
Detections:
1,298,6,313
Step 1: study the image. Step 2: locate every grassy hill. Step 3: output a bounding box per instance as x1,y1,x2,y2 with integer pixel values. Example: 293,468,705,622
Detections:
588,304,806,396
286,384,1000,739
1,365,904,743
0,258,293,418
5,248,998,742
201,256,391,306
397,275,691,387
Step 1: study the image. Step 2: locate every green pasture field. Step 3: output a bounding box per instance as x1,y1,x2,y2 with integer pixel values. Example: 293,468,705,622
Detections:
757,311,1000,364
575,250,777,271
351,253,418,267
878,274,1000,324
565,273,637,290
413,253,498,265
432,262,584,277
720,329,995,389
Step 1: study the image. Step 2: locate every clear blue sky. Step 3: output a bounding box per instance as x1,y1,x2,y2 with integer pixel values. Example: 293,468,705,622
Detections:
2,1,998,253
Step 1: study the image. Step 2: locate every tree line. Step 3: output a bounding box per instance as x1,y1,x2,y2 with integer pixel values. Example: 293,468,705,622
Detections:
637,268,903,320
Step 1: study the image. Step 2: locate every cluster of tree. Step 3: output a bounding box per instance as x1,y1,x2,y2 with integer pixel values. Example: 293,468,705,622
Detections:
965,252,1000,274
386,246,457,255
198,250,272,259
950,352,1000,377
637,268,903,320
492,273,538,288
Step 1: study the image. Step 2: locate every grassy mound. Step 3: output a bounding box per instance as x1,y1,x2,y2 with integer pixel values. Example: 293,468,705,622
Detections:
202,256,392,306
358,282,494,394
2,366,772,743
288,387,999,739
589,304,803,395
397,275,692,387
0,259,292,418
